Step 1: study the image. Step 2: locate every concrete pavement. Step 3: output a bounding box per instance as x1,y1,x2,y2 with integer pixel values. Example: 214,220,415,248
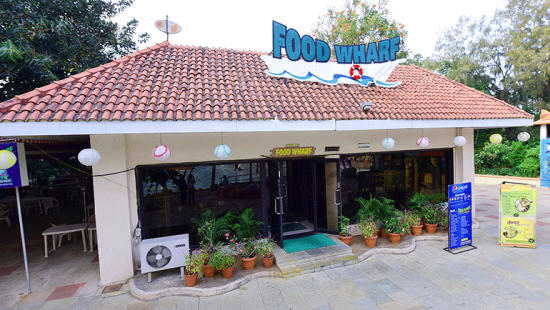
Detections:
6,183,550,309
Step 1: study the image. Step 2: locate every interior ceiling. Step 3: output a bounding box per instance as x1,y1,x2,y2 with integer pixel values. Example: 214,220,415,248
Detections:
0,135,90,161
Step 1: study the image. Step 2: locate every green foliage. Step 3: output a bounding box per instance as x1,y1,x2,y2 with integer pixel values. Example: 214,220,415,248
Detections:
357,218,378,238
0,0,150,101
517,146,541,177
312,0,409,59
191,210,232,249
474,142,513,169
402,210,422,234
184,249,203,275
384,217,404,234
208,248,235,270
355,195,401,225
338,215,352,237
227,237,257,259
231,208,263,240
256,238,275,258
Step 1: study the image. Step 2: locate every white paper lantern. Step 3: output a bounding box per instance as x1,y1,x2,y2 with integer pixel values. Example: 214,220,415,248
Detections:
453,136,467,147
78,148,101,166
152,145,171,161
381,137,395,150
215,144,231,159
517,132,530,142
416,137,430,148
0,150,17,169
490,134,502,144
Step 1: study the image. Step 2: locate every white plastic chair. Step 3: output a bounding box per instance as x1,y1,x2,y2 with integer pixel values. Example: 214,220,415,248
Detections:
42,197,60,215
0,204,11,227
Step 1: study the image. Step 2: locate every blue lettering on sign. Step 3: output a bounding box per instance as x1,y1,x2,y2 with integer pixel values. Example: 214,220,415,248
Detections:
272,21,401,64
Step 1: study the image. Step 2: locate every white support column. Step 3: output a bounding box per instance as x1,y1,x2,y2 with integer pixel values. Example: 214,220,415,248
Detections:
455,128,476,218
91,134,134,285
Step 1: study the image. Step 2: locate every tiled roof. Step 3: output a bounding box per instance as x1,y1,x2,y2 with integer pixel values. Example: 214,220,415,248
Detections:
534,109,550,125
0,41,533,123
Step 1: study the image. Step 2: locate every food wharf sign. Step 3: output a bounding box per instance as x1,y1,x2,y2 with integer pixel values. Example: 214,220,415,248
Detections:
261,21,404,88
270,144,316,158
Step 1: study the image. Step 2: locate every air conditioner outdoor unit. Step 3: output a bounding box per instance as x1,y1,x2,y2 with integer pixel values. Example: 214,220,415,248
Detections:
140,234,189,282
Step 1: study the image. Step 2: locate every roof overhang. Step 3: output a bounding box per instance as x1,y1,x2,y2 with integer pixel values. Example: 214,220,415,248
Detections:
0,118,533,137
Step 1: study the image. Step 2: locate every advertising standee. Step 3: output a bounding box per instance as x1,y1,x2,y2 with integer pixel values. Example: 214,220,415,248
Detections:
444,182,477,254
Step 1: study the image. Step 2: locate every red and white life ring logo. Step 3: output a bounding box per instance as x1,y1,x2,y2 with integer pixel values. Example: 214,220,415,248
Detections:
349,64,363,80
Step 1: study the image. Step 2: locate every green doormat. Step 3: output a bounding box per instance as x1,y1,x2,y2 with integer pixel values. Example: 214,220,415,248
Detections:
283,234,336,253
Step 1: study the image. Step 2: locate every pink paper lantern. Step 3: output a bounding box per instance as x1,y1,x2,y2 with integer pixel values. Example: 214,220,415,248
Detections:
153,145,171,161
416,137,430,148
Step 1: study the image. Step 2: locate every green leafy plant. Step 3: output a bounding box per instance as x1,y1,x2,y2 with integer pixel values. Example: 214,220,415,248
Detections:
208,248,236,270
357,218,378,238
184,250,203,275
227,235,257,259
256,238,275,259
384,217,405,234
402,210,422,235
231,208,263,240
338,215,352,237
356,195,401,226
191,209,233,251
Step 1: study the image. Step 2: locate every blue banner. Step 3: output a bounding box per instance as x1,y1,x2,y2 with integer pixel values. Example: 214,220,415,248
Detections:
448,182,473,250
0,143,25,189
541,139,550,188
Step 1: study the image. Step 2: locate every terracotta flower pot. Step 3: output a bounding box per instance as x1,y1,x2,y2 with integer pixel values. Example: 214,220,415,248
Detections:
339,234,352,246
379,228,388,238
202,264,215,277
389,233,401,244
365,235,378,248
262,255,274,268
184,272,198,287
241,255,257,270
411,225,423,236
222,265,234,278
425,223,438,234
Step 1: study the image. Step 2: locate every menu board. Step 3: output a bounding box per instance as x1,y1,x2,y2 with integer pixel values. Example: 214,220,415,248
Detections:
448,182,473,250
499,183,537,248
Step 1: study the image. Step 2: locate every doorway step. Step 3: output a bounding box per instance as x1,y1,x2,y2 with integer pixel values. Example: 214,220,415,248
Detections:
273,233,358,278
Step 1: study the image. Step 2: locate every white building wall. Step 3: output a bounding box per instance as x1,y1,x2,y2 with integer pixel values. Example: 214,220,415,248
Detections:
90,134,135,285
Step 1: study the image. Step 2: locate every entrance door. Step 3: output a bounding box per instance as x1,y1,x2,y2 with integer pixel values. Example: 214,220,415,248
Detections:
315,159,341,233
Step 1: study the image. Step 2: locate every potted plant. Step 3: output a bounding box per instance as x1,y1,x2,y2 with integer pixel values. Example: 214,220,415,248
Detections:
231,208,263,240
355,195,400,238
384,217,405,244
338,215,352,245
421,206,440,234
209,248,236,278
183,250,203,287
228,236,257,270
357,218,378,248
402,210,423,236
256,238,275,268
198,246,216,277
192,209,233,248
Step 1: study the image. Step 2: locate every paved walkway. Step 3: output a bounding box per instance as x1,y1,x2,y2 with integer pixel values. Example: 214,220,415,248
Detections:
6,184,550,309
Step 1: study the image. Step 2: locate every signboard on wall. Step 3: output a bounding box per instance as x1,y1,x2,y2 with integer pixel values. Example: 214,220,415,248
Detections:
270,145,316,158
447,182,474,251
499,183,537,248
541,139,550,188
0,143,29,189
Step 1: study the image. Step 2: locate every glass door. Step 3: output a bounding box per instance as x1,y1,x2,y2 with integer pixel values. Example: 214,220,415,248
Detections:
315,159,341,233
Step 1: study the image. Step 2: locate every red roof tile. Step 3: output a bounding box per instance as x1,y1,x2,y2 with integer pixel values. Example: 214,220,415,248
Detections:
0,41,533,123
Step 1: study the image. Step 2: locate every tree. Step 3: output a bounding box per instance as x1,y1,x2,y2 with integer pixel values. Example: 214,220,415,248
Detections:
0,0,150,101
425,0,550,111
312,0,410,59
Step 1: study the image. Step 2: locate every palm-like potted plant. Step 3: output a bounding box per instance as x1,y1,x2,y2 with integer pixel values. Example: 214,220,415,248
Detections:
338,215,352,245
192,209,233,253
357,217,378,248
183,250,203,287
209,248,236,278
256,238,275,268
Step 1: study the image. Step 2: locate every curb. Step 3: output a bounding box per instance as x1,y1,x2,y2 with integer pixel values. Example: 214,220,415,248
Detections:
357,234,447,261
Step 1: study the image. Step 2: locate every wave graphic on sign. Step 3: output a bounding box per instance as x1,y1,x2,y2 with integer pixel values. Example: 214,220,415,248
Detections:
261,55,404,88
266,70,401,87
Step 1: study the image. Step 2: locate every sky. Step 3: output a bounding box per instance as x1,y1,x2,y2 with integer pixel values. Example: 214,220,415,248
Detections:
115,0,506,58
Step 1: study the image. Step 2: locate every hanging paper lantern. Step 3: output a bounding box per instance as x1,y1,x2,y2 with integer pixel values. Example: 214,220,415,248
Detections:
453,136,467,147
381,137,395,150
214,144,231,159
78,148,101,166
416,137,430,148
0,150,17,169
152,145,171,161
517,132,530,142
490,134,502,144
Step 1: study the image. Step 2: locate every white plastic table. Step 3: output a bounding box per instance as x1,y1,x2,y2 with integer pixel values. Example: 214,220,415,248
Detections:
88,222,96,251
42,223,89,257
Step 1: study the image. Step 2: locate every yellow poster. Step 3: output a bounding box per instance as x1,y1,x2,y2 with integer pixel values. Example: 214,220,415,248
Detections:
499,183,537,248
499,217,536,248
500,184,537,217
